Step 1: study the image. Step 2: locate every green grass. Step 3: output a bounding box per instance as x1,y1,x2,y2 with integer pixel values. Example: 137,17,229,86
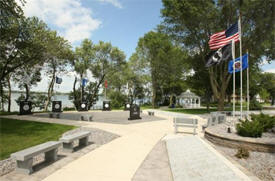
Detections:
164,108,217,114
0,111,19,115
0,118,76,160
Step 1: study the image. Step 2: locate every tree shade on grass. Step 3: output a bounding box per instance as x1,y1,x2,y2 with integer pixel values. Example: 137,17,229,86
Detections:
0,118,76,160
164,108,217,114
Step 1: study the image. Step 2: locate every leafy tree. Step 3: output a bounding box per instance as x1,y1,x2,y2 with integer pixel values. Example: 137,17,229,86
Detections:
132,30,188,108
161,0,274,110
72,40,126,109
43,31,73,111
260,72,275,105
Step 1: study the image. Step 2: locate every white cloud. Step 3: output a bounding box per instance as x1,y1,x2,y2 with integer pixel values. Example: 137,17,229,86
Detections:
264,69,275,73
98,0,123,8
18,0,101,44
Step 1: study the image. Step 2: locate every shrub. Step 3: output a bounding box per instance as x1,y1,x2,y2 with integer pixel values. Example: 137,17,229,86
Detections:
236,119,263,138
251,113,275,131
249,99,262,110
235,147,249,159
108,91,127,109
63,107,75,111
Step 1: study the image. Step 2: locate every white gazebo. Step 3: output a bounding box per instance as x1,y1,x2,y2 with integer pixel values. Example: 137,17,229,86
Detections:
178,89,201,108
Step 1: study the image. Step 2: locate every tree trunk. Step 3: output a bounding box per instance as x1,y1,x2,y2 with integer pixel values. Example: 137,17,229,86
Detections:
24,84,29,101
0,82,4,111
44,69,56,111
73,76,79,109
272,96,275,105
7,75,12,112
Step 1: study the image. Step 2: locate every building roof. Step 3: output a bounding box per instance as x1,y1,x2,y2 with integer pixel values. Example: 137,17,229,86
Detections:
178,89,200,98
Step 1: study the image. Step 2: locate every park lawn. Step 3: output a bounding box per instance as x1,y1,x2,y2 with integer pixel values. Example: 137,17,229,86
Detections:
0,118,76,160
164,108,217,114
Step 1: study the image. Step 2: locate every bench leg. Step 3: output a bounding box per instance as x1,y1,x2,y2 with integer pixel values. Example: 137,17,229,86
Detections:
174,125,177,134
49,113,53,118
193,127,196,135
15,158,33,174
45,148,58,162
79,137,88,147
56,114,60,119
62,142,74,153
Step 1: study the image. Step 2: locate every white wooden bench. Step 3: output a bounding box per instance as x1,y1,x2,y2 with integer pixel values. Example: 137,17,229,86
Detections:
148,111,154,116
49,112,60,118
59,131,91,153
173,117,198,135
11,141,61,174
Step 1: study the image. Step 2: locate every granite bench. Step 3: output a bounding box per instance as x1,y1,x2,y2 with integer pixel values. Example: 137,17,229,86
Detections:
59,131,91,153
202,113,226,130
148,111,154,116
11,141,61,174
174,117,198,135
80,114,93,121
49,112,61,118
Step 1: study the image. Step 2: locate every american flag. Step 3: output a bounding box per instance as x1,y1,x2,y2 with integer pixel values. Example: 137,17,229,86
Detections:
209,22,239,50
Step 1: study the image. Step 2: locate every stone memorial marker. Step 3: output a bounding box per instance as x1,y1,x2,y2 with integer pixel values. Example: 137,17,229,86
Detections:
124,102,131,111
128,104,141,120
103,101,111,111
19,101,32,115
79,102,88,111
52,101,62,112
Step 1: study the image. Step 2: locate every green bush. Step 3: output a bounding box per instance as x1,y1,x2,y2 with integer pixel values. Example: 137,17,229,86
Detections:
108,91,127,109
251,113,275,131
249,99,262,110
235,147,249,159
236,119,263,138
63,107,76,111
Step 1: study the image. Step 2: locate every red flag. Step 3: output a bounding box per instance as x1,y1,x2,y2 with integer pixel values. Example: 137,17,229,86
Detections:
104,80,108,88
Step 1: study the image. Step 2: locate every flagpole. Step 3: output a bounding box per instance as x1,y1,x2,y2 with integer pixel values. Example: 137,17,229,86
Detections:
247,50,249,117
239,15,243,120
232,40,236,128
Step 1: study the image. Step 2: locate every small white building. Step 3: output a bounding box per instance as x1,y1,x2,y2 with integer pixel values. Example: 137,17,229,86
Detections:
178,89,201,108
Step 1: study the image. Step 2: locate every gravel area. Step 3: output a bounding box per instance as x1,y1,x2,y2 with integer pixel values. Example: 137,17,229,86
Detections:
213,144,275,181
0,127,119,177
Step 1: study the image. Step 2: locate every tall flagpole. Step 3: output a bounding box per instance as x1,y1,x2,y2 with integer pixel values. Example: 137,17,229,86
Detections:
239,15,243,119
247,50,249,117
232,40,236,120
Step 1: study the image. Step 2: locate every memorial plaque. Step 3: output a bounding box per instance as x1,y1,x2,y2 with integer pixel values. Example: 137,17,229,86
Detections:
128,104,141,120
79,102,88,111
19,101,32,115
52,101,62,112
124,103,131,111
103,101,111,111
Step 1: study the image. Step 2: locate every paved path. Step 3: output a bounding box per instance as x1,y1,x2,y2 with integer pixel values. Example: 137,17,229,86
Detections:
165,135,251,181
1,110,253,181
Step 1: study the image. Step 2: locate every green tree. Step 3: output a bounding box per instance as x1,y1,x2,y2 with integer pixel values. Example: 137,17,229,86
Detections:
132,30,188,108
260,72,275,105
161,0,274,110
43,31,73,111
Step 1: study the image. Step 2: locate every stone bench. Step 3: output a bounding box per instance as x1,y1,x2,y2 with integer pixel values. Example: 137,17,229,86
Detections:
80,114,93,121
49,112,61,118
148,111,154,116
11,141,61,174
59,131,91,153
174,117,198,135
202,113,226,130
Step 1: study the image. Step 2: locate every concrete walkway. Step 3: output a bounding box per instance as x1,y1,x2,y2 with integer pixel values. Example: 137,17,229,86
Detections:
1,110,253,181
42,118,173,181
165,135,251,181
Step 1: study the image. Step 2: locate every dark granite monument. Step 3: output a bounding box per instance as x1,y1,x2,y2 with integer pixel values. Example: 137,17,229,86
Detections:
52,101,62,112
124,103,131,111
79,102,88,111
103,101,111,111
128,104,141,120
19,101,32,115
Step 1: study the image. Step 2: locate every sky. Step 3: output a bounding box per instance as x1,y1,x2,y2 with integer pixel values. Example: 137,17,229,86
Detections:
14,0,275,93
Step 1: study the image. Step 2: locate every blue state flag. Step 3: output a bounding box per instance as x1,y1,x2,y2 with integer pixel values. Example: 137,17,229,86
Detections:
82,78,88,87
228,53,248,74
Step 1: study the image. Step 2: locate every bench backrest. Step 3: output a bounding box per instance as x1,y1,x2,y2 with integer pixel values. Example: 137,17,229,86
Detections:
11,141,61,161
60,131,91,143
173,118,198,125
